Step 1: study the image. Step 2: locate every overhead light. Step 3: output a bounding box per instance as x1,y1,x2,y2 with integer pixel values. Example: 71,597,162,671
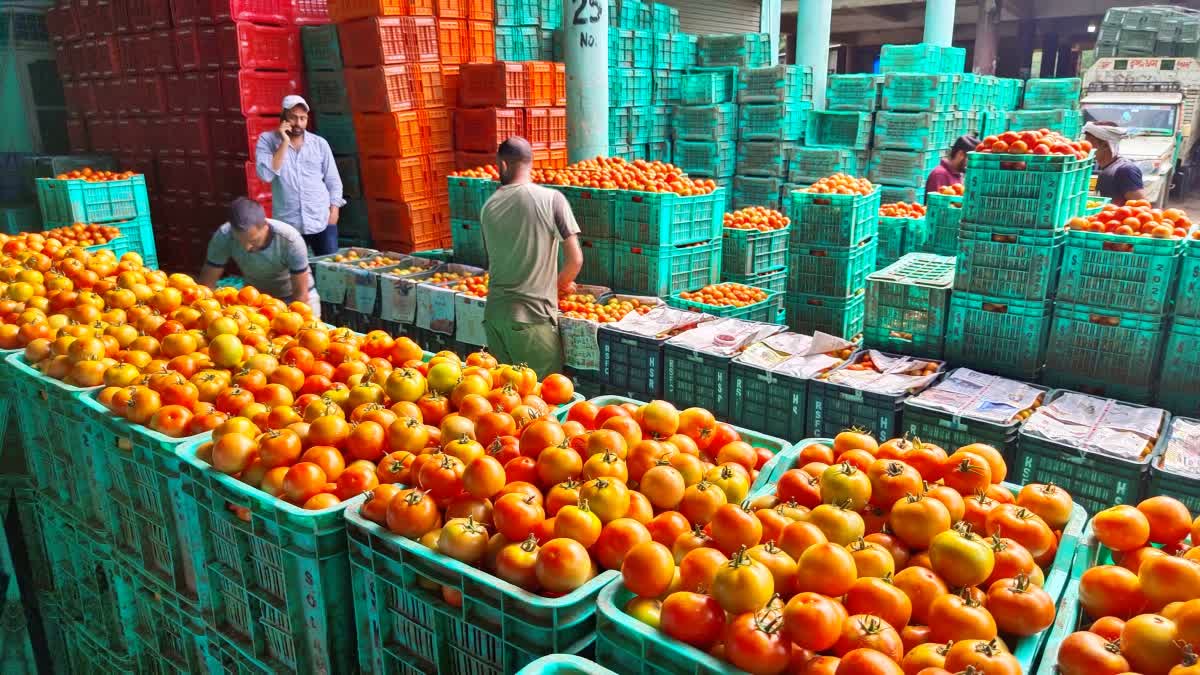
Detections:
1087,23,1097,33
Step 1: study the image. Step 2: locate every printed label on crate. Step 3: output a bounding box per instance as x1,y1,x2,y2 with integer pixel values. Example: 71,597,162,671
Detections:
560,316,603,370
1022,391,1164,461
379,270,436,324
417,283,458,334
312,262,351,305
346,268,380,312
455,294,488,346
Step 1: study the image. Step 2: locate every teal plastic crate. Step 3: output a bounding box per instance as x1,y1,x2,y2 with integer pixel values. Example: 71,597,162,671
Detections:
651,32,672,69
924,191,963,256
880,73,959,112
646,139,672,163
446,176,497,222
301,24,342,70
519,654,619,675
945,292,1054,381
879,42,966,74
904,370,1048,465
731,175,783,210
1176,242,1200,319
1020,77,1082,110
978,109,1009,137
737,101,809,141
1057,229,1183,315
807,350,945,443
555,185,615,239
0,201,40,234
784,291,866,340
672,103,736,142
611,67,652,106
94,214,157,266
721,225,789,275
722,267,788,294
59,603,138,674
1084,195,1111,216
873,111,959,152
865,253,956,358
610,238,721,296
496,0,539,25
598,327,671,399
878,185,925,206
1044,303,1169,404
177,438,355,674
652,68,681,104
961,152,1093,229
610,106,631,144
345,497,619,675
450,218,488,268
1148,415,1200,510
628,105,655,144
317,113,358,155
1007,108,1083,137
825,74,882,111
1157,315,1200,417
609,29,633,66
955,222,1066,301
679,69,732,105
652,3,679,32
737,64,813,103
1016,390,1168,515
670,34,696,70
126,568,211,675
37,174,150,226
577,236,615,286
875,215,924,269
612,188,723,246
667,287,783,324
671,139,735,178
787,186,881,247
786,147,868,184
696,32,769,68
869,149,942,187
735,140,791,178
806,110,873,149
788,238,877,297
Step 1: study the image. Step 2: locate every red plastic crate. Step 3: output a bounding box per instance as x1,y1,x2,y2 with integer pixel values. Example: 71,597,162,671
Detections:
134,75,170,115
46,5,70,43
94,37,122,77
67,116,89,152
467,20,495,64
149,30,179,73
116,118,139,155
455,150,493,169
209,115,275,158
354,111,424,157
92,79,121,116
436,0,465,18
190,158,218,200
61,80,82,111
295,0,332,23
125,0,173,31
554,62,566,106
89,118,118,154
83,0,118,37
328,0,433,21
424,108,452,152
124,156,158,193
362,157,433,201
368,198,449,249
222,69,303,116
54,42,77,80
437,19,466,66
145,117,170,156
411,63,445,108
166,71,223,114
443,64,460,106
245,161,273,201
525,61,555,107
526,107,566,150
458,62,524,107
467,0,493,21
175,25,225,72
232,22,302,71
170,0,208,26
454,107,523,153
220,0,295,25
344,65,416,113
157,157,189,193
211,159,249,199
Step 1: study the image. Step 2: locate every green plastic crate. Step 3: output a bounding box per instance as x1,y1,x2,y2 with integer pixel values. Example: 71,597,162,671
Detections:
611,68,654,107
806,110,872,148
873,111,959,152
721,225,789,275
788,238,878,297
307,69,350,114
869,149,942,187
126,568,211,675
345,497,619,675
825,74,882,111
786,147,868,184
954,222,1065,301
671,139,735,178
787,186,881,247
722,267,788,294
554,185,615,239
864,253,956,358
628,105,655,144
737,101,809,141
610,238,721,296
59,607,138,674
88,214,158,266
598,327,672,399
612,188,723,246
879,43,966,74
37,174,150,226
1016,389,1168,515
735,139,791,178
652,3,679,32
652,68,681,104
317,113,358,155
672,103,736,142
875,215,923,269
784,291,866,340
1020,77,1082,110
520,654,620,675
450,218,488,268
301,24,342,71
667,287,784,324
1157,315,1200,417
961,151,1093,229
807,350,945,440
904,370,1048,465
696,32,769,68
577,236,615,286
496,0,539,25
1007,108,1083,137
1057,229,1184,315
679,69,732,105
924,191,963,256
646,139,672,163
737,64,813,103
945,292,1054,382
880,73,960,112
651,32,673,69
1147,415,1200,510
610,106,632,144
731,175,784,210
729,347,840,445
177,438,356,675
1044,302,1168,403
670,34,695,70
446,176,497,222
879,185,926,207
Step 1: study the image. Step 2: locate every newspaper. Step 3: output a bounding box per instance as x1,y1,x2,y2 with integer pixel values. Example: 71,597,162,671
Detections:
665,318,785,357
736,331,857,379
824,349,940,396
1160,418,1200,477
1022,391,1165,461
608,304,713,338
909,368,1044,424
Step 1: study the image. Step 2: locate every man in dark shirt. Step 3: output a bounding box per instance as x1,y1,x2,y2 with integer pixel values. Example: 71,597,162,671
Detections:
925,135,979,195
1084,121,1146,206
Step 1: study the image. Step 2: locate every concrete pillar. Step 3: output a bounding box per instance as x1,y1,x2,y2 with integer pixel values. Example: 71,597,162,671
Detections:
1040,32,1058,77
795,0,832,110
974,0,998,74
760,0,781,66
923,0,956,47
564,0,609,162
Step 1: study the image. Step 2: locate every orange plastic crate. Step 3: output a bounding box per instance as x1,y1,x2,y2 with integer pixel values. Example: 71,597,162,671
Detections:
435,0,465,18
405,16,440,62
423,109,453,152
554,62,566,106
467,20,494,64
525,61,555,107
549,148,568,168
526,107,567,150
533,148,551,167
467,0,493,21
338,17,412,67
368,198,450,249
437,19,466,65
455,150,494,169
410,63,445,107
344,65,416,112
354,111,425,157
458,62,525,107
442,64,460,106
454,107,524,153
363,156,432,200
428,151,455,197
328,0,432,21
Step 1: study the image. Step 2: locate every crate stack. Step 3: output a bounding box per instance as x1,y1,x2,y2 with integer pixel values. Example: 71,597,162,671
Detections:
864,253,955,358
783,184,880,340
1097,6,1200,58
1009,78,1083,139
493,0,558,60
331,7,455,253
732,65,813,212
943,149,1091,383
607,1,687,163
1163,238,1200,415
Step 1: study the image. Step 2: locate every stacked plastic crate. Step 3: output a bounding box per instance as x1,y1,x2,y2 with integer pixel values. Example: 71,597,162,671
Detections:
494,0,556,61
1096,6,1200,58
732,65,813,212
333,7,454,252
608,1,686,163
454,62,567,167
1164,237,1200,415
1008,78,1082,139
864,253,956,358
944,148,1090,383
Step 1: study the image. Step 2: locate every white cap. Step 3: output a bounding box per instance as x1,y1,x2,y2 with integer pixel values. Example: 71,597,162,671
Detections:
282,94,309,112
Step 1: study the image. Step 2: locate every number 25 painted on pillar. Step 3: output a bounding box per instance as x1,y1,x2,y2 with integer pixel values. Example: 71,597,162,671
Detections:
572,0,603,25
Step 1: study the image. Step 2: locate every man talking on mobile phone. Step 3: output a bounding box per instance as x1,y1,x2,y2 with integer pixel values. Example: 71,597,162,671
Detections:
255,94,345,256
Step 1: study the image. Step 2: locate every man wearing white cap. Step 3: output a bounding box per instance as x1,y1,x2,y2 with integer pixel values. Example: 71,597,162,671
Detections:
255,94,345,256
1084,121,1146,206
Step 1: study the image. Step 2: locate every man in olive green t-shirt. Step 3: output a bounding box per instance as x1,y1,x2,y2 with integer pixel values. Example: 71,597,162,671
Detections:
480,137,583,376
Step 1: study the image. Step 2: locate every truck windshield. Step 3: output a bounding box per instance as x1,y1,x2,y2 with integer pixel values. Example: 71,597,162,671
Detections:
1082,103,1176,132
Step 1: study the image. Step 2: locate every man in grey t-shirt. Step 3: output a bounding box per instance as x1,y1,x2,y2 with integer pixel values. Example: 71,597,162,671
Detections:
197,198,321,317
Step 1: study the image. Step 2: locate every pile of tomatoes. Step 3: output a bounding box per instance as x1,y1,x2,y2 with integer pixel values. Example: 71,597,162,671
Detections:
975,129,1093,159
879,202,927,219
450,166,501,180
620,429,1077,675
677,283,770,308
0,224,121,255
52,167,138,182
558,294,653,323
453,157,718,196
723,207,789,231
441,273,489,298
1067,201,1193,239
349,255,402,269
935,184,964,197
804,174,876,196
1055,495,1200,675
355,398,776,597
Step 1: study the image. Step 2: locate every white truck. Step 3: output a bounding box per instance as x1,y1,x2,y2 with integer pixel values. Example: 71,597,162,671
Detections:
1081,56,1200,206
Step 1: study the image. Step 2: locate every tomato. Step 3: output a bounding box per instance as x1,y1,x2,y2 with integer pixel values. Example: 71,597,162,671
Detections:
566,401,598,429
776,469,822,508
844,575,911,631
647,511,692,549
535,538,594,593
438,516,490,564
1094,504,1151,552
1056,631,1130,675
1140,554,1200,612
679,479,729,525
710,547,775,614
957,443,1006,484
927,591,997,644
782,592,847,651
385,488,441,537
660,591,726,649
833,429,878,456
894,566,950,625
986,574,1054,636
794,542,857,597
944,639,1020,675
1116,545,1168,575
716,440,757,473
865,532,910,570
985,537,1038,587
579,477,631,523
941,450,992,495
923,484,965,523
710,502,763,555
678,546,728,592
1122,613,1183,675
1090,616,1126,642
835,648,902,675
417,454,464,500
867,459,923,509
149,404,193,438
534,441,583,487
641,463,686,511
806,503,865,546
281,462,327,504
554,501,603,548
1139,496,1193,545
724,610,792,675
1173,599,1200,651
778,521,829,562
800,655,841,675
493,492,545,542
623,596,662,629
593,517,651,570
359,484,402,524
929,527,995,588
1078,564,1147,619
747,541,797,593
889,493,951,550
1016,482,1075,531
211,433,257,475
847,539,894,579
833,614,902,661
621,541,676,598
706,463,750,504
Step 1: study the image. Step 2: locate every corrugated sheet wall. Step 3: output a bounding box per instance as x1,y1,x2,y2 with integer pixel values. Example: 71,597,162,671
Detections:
659,0,762,36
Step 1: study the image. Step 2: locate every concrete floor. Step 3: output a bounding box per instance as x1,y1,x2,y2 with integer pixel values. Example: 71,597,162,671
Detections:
1171,191,1200,214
